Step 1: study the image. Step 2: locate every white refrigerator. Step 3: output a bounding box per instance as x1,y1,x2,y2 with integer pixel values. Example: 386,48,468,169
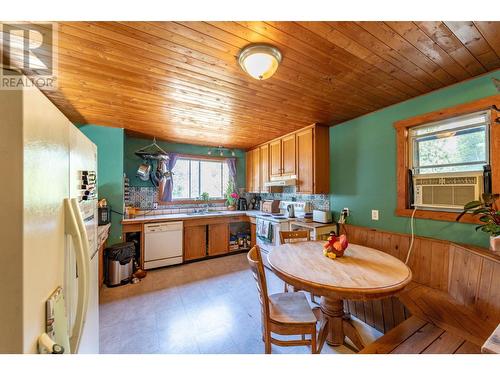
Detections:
66,125,100,354
0,81,99,353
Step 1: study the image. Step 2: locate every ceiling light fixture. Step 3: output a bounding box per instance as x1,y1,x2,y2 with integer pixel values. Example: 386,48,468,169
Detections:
238,44,282,80
207,146,236,157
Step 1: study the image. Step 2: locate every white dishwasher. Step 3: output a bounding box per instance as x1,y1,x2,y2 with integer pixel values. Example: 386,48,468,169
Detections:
144,221,183,269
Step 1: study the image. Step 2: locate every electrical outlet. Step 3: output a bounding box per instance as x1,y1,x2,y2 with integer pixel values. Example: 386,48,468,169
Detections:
153,202,158,210
371,209,379,221
343,208,350,216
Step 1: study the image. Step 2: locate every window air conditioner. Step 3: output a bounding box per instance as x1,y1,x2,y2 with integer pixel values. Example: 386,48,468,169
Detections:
413,172,483,210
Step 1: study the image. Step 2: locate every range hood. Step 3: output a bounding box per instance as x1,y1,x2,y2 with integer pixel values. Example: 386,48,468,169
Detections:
264,175,298,187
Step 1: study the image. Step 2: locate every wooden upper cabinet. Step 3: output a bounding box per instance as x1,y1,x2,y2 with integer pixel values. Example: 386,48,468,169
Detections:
281,134,296,176
246,149,253,192
296,128,314,193
252,148,260,193
260,144,270,193
312,125,330,194
269,139,282,177
245,124,330,195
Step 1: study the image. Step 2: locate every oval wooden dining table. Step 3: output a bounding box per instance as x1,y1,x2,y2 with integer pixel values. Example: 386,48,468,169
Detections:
267,241,412,351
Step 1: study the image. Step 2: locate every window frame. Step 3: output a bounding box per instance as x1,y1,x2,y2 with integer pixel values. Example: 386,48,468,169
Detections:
158,153,229,205
408,110,490,175
394,95,500,224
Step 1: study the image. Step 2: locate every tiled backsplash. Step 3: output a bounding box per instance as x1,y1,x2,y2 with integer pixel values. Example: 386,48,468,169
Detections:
244,192,330,211
126,186,223,210
127,185,330,212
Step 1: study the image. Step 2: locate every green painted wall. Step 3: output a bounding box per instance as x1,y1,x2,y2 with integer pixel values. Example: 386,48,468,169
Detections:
329,71,500,248
124,136,246,189
79,125,125,245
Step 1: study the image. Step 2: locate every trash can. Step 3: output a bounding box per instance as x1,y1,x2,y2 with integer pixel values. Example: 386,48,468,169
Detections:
105,242,135,287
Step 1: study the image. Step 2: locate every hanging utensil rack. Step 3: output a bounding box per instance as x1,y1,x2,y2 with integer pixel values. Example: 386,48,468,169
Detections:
134,138,170,160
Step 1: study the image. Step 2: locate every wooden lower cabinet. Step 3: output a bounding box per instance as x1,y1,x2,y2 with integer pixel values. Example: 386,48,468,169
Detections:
184,225,207,261
250,223,256,248
208,223,229,256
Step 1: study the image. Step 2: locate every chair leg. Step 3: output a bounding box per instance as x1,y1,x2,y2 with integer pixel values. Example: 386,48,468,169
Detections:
284,283,288,293
311,293,320,305
311,330,317,354
264,332,272,354
302,334,306,341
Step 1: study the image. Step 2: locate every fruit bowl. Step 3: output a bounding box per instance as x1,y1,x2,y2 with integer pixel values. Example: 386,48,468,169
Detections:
323,233,348,259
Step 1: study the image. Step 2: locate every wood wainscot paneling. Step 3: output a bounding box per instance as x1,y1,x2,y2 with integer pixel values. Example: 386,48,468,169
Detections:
341,224,500,337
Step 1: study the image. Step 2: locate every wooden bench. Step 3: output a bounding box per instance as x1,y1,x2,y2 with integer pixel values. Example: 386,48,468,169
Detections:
360,315,482,354
341,225,500,354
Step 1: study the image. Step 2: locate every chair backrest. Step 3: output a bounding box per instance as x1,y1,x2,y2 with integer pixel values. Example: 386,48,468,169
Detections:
279,230,310,244
247,246,270,321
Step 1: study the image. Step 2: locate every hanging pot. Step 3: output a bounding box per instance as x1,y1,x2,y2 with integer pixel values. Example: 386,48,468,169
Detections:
150,169,162,187
136,162,151,181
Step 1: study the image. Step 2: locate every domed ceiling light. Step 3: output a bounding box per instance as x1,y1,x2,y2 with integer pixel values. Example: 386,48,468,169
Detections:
238,44,282,80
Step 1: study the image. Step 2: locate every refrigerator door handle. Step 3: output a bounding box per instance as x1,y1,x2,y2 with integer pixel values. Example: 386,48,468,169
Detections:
64,198,90,353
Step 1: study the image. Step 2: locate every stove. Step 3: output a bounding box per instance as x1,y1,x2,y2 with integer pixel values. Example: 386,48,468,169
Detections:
256,213,290,223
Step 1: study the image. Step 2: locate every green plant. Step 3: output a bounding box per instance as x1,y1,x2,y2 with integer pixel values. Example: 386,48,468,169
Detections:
200,192,210,203
456,193,500,236
225,180,238,206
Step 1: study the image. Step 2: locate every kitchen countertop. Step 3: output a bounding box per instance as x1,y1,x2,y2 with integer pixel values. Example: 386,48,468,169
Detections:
122,210,261,224
97,223,111,248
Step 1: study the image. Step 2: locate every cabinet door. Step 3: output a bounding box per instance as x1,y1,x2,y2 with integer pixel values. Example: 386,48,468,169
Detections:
184,225,207,261
260,144,269,192
282,134,296,175
246,150,253,192
208,223,229,256
250,223,256,248
269,139,282,177
252,148,260,193
296,128,314,193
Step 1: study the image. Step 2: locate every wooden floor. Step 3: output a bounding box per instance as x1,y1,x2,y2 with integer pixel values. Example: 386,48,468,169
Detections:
360,316,482,354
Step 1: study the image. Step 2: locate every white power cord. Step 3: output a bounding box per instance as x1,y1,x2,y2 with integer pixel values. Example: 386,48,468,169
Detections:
405,207,418,265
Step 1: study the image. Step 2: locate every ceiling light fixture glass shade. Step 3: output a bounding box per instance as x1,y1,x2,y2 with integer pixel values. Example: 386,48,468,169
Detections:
238,44,282,80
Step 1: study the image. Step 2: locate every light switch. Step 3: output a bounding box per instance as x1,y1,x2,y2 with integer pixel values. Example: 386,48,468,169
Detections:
371,210,379,221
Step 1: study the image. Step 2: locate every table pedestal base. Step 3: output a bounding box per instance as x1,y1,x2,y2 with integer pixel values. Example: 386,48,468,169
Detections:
318,297,365,351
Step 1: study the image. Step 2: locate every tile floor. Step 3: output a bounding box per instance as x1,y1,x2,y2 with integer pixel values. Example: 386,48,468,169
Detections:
99,253,382,354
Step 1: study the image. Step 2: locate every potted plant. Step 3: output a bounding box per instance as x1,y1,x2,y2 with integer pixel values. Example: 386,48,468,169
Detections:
456,193,500,252
225,180,238,210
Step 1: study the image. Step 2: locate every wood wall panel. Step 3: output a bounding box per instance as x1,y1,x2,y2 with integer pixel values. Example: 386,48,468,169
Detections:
342,224,500,333
7,21,500,149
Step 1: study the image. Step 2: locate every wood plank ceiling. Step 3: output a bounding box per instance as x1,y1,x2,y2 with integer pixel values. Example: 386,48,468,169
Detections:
14,22,500,148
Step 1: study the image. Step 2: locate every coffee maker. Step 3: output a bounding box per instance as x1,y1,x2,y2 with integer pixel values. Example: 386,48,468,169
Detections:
254,196,262,210
237,197,247,211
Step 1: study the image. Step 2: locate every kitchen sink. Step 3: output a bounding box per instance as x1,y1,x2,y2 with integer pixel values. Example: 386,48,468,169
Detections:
185,211,223,216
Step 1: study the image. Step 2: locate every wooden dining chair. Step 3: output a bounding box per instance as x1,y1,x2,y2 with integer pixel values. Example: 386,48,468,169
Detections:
247,246,319,354
279,231,319,304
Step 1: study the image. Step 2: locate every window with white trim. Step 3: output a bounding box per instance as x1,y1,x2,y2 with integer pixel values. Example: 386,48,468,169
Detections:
171,157,229,200
409,110,490,175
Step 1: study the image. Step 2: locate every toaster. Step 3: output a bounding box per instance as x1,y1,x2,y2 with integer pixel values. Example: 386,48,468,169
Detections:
313,210,332,223
261,200,280,214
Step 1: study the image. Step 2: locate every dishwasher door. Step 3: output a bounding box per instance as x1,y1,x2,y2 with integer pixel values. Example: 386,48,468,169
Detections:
144,221,183,269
